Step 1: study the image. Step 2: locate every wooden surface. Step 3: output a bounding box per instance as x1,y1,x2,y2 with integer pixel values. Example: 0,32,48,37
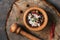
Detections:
0,0,60,40
6,0,60,40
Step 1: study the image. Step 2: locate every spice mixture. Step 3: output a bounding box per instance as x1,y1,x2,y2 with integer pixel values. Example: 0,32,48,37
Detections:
26,10,44,27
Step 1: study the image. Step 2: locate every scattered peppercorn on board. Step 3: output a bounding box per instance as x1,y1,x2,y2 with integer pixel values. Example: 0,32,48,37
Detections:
6,0,60,40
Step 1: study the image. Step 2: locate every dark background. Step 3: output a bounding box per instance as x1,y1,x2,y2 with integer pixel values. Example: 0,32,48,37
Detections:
46,0,60,12
0,0,60,40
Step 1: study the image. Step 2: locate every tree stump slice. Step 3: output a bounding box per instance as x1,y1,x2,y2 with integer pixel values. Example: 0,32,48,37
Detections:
6,0,60,40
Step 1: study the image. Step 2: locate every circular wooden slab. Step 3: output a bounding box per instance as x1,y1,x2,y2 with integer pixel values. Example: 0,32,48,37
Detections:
6,0,60,40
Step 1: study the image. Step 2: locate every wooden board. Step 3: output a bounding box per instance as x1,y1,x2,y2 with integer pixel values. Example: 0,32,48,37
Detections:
6,0,60,40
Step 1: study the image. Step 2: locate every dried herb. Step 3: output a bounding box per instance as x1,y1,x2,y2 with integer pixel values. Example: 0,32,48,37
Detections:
16,17,19,21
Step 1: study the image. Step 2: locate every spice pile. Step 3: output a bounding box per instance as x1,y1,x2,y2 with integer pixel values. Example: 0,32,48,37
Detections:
27,10,44,27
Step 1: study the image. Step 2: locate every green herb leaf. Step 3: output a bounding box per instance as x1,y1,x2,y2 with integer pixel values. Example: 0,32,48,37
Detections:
16,17,19,21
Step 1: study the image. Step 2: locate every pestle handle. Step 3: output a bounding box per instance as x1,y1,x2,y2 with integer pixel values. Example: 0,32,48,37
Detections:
20,30,40,40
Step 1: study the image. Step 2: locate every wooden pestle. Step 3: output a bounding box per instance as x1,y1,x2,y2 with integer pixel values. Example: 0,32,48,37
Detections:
10,23,40,40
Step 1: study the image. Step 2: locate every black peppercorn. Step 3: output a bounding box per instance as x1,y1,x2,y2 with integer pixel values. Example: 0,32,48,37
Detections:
26,4,30,7
20,10,23,13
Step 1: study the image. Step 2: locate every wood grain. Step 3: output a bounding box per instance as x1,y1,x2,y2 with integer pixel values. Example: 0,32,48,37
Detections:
6,0,60,40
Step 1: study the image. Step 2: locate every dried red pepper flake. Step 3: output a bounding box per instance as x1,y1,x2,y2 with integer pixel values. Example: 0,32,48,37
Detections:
50,22,55,40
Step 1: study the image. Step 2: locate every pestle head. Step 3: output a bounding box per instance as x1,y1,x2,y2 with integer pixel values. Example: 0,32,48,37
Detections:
10,23,18,32
10,23,21,33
